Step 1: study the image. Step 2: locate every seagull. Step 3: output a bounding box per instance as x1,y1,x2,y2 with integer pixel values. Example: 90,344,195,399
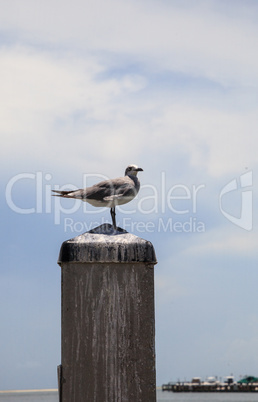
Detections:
52,164,143,230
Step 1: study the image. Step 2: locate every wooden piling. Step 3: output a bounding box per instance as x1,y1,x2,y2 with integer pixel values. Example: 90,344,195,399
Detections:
57,224,157,402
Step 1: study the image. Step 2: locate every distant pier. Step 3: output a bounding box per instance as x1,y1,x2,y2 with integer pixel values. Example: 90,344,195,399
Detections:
162,376,258,392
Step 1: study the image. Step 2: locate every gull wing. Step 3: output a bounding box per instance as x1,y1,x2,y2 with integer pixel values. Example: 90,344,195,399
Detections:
84,177,137,201
52,176,139,201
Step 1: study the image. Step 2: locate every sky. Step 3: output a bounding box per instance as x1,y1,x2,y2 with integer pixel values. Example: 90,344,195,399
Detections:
1,0,258,390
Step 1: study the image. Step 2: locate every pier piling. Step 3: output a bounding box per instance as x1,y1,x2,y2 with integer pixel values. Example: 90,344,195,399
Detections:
57,224,157,402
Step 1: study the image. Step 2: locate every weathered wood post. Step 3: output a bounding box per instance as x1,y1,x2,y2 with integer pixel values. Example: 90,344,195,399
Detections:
57,223,157,402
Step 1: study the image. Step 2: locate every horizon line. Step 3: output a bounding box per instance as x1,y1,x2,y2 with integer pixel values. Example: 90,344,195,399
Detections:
0,389,58,394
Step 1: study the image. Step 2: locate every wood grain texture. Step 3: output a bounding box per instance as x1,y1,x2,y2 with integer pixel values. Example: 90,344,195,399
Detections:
61,262,156,402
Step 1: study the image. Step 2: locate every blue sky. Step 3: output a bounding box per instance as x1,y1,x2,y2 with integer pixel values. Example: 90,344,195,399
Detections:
1,0,258,389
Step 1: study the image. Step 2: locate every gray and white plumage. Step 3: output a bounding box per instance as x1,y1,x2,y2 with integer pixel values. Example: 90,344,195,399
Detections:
52,164,143,229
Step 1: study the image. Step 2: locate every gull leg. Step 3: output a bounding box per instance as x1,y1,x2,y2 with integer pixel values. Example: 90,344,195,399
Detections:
110,207,117,230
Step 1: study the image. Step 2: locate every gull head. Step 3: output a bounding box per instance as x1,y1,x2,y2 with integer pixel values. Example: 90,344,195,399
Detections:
125,164,143,177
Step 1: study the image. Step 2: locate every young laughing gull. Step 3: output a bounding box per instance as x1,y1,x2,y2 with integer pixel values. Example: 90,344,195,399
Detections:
52,164,143,229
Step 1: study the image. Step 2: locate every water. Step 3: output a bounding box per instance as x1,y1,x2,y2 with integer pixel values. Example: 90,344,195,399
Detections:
0,391,58,402
158,390,258,402
1,390,258,401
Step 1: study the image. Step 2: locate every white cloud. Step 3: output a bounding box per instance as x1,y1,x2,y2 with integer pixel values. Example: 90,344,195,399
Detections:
1,45,257,180
185,227,258,256
152,103,258,176
1,0,258,86
0,46,149,176
0,1,257,180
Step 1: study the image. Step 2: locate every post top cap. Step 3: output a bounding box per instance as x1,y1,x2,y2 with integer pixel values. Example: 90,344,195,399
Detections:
58,224,157,265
